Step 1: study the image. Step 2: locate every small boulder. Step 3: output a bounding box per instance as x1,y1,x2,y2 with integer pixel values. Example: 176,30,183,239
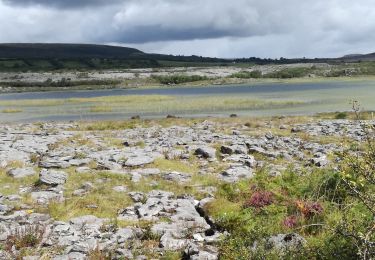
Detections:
220,145,234,155
219,166,254,183
311,153,328,167
195,146,216,159
266,233,306,252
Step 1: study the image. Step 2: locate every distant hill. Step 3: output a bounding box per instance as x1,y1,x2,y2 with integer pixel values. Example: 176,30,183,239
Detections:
0,43,232,71
340,53,375,62
0,43,144,59
0,43,375,72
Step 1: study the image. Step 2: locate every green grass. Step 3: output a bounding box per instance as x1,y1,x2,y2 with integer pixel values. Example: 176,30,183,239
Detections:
47,170,133,221
150,158,199,174
0,94,304,118
89,106,113,113
0,167,38,196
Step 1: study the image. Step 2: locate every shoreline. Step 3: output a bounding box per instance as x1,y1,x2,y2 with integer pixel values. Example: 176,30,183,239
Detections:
1,75,375,94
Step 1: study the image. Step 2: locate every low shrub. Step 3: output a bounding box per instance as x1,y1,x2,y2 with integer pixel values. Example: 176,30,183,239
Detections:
5,225,45,251
264,67,311,79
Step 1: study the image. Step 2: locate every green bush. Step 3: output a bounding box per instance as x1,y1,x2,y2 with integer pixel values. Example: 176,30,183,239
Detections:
152,74,208,84
230,70,262,79
335,112,348,119
337,121,375,259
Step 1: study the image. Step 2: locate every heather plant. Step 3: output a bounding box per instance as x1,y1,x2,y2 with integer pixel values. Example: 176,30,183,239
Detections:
283,215,298,228
243,190,274,209
295,200,324,219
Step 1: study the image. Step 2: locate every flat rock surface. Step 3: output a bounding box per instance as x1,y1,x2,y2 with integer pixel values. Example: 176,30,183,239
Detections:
0,119,367,259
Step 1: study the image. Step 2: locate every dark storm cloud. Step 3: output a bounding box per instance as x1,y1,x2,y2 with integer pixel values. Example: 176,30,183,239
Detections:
1,0,375,58
109,25,258,44
2,0,123,8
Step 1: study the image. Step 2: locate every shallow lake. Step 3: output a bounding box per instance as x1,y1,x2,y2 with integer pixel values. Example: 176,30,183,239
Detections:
1,80,375,122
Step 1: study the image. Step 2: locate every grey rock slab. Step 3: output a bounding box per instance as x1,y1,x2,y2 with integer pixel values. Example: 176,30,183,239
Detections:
0,250,12,260
72,189,87,197
185,243,219,260
115,228,135,243
190,250,219,260
75,167,91,174
115,249,133,259
130,172,142,183
311,153,328,167
69,215,104,229
118,206,139,221
0,223,9,241
220,145,234,155
39,158,71,169
53,223,71,235
81,182,94,191
0,160,7,168
160,232,189,250
39,169,67,185
248,146,279,158
125,155,155,167
5,194,21,201
128,192,146,203
131,168,161,176
7,168,36,178
219,166,254,183
68,158,91,167
163,171,191,183
71,237,97,253
57,235,80,247
31,191,64,205
53,252,86,260
23,256,42,260
223,154,257,168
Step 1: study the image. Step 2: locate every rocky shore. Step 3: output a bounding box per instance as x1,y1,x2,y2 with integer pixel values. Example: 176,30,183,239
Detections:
0,118,371,259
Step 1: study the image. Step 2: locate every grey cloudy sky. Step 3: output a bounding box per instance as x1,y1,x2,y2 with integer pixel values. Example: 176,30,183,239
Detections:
0,0,374,58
